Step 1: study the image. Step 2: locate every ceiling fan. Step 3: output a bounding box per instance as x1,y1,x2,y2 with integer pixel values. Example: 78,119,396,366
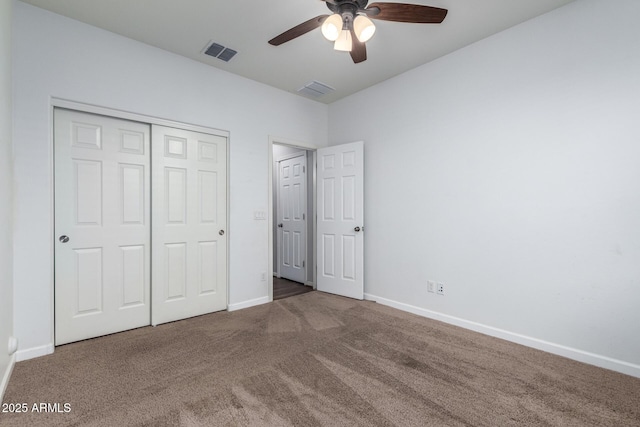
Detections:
268,0,448,64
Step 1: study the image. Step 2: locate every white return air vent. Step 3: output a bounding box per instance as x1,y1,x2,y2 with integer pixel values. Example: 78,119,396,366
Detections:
297,81,335,98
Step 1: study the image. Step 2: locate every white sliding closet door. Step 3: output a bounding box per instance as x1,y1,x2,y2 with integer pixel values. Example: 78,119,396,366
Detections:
54,109,151,345
152,125,228,325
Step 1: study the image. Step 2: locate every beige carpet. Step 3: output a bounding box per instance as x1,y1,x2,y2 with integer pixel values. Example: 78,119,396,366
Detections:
2,292,640,426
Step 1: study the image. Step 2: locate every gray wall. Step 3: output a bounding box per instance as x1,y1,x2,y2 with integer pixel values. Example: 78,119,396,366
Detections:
0,0,14,398
329,0,640,376
12,1,328,360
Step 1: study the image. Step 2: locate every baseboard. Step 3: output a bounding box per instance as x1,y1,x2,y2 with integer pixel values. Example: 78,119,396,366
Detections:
16,343,54,362
364,293,640,379
1,354,16,402
228,296,270,312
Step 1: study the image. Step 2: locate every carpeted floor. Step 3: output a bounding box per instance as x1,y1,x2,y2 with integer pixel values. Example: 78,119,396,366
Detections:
2,292,640,426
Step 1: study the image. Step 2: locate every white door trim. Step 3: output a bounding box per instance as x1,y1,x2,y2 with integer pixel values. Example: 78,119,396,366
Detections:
268,136,319,302
49,98,230,348
275,151,307,163
52,98,229,137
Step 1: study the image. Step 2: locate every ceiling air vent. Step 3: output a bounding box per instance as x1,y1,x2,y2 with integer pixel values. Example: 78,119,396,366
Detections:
203,41,237,63
297,81,335,98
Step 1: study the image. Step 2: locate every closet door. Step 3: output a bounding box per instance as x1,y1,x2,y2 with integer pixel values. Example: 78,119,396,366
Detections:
151,125,228,325
54,109,151,345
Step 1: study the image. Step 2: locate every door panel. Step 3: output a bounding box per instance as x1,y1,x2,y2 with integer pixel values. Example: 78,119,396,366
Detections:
277,153,307,283
74,247,103,314
55,109,151,345
121,245,145,307
121,164,145,224
152,125,227,325
317,141,364,300
199,241,219,294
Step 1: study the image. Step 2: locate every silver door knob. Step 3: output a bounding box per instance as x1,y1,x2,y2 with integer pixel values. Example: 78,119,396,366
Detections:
354,227,361,232
219,230,225,236
277,223,283,228
59,235,70,243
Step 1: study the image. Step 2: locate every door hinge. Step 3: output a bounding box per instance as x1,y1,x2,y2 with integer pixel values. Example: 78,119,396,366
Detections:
303,165,305,173
303,213,305,220
302,260,305,268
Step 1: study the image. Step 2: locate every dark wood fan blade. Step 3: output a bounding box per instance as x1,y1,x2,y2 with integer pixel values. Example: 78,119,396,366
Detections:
350,29,367,63
366,3,447,23
268,15,329,46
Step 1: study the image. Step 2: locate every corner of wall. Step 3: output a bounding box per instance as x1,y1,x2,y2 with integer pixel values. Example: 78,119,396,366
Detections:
0,0,14,404
15,343,54,363
0,353,16,402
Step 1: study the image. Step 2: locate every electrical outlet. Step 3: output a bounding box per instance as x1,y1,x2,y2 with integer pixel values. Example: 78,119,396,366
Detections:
261,272,267,281
427,280,435,293
436,283,445,295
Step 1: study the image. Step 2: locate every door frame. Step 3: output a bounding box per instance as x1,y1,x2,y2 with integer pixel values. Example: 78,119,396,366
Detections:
50,98,231,347
268,136,318,302
275,150,307,281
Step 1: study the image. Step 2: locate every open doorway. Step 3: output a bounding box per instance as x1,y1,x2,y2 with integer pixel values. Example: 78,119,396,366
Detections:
268,137,365,302
272,143,316,299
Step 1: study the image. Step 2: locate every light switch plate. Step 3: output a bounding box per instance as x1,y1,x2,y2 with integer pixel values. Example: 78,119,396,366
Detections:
427,280,435,293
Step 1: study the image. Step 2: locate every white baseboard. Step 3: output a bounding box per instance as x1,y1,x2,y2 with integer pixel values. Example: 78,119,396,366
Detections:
1,354,16,402
228,296,270,312
16,343,54,362
364,293,640,379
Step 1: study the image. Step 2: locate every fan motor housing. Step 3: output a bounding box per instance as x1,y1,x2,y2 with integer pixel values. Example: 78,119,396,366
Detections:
327,0,369,14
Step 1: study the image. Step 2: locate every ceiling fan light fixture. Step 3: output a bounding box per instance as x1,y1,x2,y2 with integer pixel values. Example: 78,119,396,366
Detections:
333,29,353,52
353,15,375,43
321,13,343,41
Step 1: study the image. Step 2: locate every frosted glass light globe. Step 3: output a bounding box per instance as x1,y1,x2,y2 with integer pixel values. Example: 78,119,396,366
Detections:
354,15,375,42
334,29,353,52
321,14,343,41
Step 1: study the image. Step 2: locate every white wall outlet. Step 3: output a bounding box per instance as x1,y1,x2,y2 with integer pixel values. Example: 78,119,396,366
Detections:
436,283,445,295
427,280,435,293
261,272,267,281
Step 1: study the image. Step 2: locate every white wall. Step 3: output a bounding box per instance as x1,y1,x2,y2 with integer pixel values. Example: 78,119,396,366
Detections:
0,0,15,398
329,0,640,377
12,2,328,359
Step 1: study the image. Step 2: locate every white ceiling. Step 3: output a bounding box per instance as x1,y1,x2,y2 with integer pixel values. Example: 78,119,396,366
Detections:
20,0,575,104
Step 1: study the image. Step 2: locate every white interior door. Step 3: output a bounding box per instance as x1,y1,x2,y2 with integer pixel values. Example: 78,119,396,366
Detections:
316,141,364,300
277,153,307,283
54,109,151,345
152,125,227,325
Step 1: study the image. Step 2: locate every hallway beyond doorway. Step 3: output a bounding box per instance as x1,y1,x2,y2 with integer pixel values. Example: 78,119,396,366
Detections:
273,277,313,300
